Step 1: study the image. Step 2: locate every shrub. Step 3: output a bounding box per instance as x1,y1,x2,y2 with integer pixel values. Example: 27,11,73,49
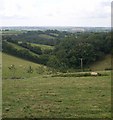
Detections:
105,68,113,71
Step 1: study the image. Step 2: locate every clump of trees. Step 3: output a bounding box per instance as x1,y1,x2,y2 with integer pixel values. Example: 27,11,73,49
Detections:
47,32,111,70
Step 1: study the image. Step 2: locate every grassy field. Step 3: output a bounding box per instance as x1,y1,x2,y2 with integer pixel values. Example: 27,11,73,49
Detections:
2,53,45,79
30,43,54,51
1,30,26,36
7,42,54,51
3,73,111,118
6,42,40,57
7,42,24,50
2,53,111,118
38,34,55,39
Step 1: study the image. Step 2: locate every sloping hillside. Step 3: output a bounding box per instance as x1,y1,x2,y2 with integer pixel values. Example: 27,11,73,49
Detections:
2,53,46,79
2,53,41,68
90,54,111,71
7,42,39,56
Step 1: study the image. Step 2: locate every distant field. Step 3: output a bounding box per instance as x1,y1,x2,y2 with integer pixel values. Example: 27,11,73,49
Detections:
1,30,26,36
3,73,111,118
6,42,39,57
30,43,54,50
7,42,24,50
38,34,55,39
2,53,45,79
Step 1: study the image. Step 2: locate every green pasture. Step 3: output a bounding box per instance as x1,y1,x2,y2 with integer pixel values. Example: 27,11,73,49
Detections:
30,43,54,51
1,30,26,36
6,42,40,57
2,53,111,118
2,74,111,118
38,34,55,39
7,42,24,50
2,53,45,79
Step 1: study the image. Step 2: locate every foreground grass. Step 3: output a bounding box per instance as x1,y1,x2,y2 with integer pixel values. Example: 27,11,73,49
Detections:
3,74,111,118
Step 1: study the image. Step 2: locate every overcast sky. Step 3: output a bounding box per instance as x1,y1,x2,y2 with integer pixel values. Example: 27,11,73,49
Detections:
0,0,112,27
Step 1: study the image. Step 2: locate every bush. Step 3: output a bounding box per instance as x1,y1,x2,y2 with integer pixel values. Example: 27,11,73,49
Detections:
105,68,113,71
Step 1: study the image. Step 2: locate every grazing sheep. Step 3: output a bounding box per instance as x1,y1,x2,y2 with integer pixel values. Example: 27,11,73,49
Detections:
91,72,98,76
8,64,15,70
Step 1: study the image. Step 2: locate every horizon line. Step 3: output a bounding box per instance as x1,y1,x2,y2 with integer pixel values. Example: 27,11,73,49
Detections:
0,26,111,28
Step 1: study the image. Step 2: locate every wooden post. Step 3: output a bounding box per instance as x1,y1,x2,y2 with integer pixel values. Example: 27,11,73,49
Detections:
80,58,83,71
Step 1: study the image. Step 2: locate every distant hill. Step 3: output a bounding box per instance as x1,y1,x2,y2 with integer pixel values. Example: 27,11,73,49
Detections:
1,26,111,32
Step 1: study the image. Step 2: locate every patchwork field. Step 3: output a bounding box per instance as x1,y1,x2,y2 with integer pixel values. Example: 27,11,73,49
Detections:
30,43,54,51
1,30,26,36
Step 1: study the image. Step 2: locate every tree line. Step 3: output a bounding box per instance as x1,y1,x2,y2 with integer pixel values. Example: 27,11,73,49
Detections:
2,30,69,46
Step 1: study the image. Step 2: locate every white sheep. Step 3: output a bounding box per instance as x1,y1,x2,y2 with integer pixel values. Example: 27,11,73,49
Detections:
91,72,98,76
19,65,22,67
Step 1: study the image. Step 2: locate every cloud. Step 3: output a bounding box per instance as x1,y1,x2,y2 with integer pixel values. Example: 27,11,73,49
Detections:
0,0,112,26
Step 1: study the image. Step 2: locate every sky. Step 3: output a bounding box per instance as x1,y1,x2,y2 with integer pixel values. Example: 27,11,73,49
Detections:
0,0,112,27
